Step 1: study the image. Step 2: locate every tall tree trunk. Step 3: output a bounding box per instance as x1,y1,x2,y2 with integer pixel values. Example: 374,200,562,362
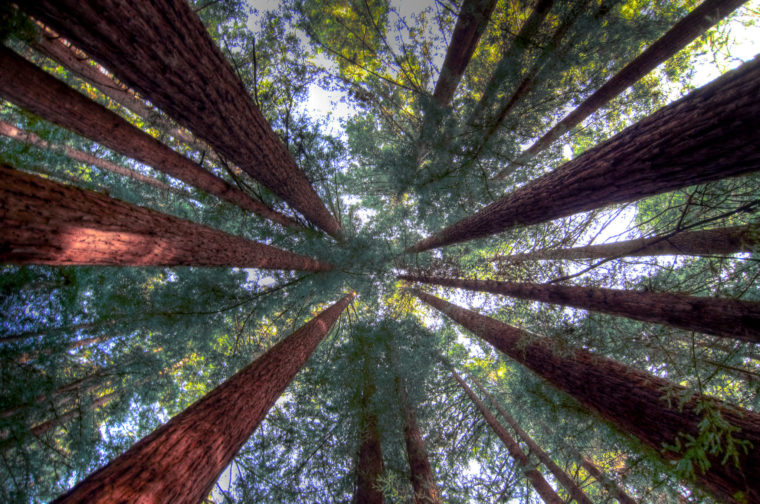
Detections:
0,119,183,195
432,0,498,107
412,289,760,504
353,378,385,504
0,47,302,231
52,293,353,504
493,225,759,262
0,165,332,270
20,0,342,237
15,334,112,364
451,370,562,504
578,455,638,504
408,55,760,252
518,0,748,163
466,373,594,504
0,319,118,343
399,274,760,342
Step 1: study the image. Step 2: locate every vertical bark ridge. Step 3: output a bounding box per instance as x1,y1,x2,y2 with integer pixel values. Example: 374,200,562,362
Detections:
20,0,342,237
412,289,760,504
0,165,333,270
52,293,354,504
451,370,563,504
399,274,760,342
0,47,302,231
353,377,385,504
408,55,760,252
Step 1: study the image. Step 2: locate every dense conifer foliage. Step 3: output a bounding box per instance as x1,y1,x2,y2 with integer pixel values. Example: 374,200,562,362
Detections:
1,0,758,502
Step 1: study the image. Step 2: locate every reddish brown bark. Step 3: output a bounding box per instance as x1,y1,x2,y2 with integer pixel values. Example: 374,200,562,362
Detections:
0,165,332,270
432,0,497,107
519,0,748,162
408,55,760,252
354,380,385,504
0,47,302,231
412,290,760,504
493,225,759,262
399,274,760,342
20,0,341,237
466,374,593,504
52,294,353,504
451,370,562,504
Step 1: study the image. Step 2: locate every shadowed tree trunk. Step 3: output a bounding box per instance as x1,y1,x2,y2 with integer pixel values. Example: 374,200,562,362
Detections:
578,454,638,504
492,225,759,262
518,0,748,163
20,0,342,237
412,289,760,504
465,373,594,504
353,377,385,504
451,370,562,504
52,293,353,504
0,165,332,270
408,55,760,252
0,47,301,231
399,274,760,342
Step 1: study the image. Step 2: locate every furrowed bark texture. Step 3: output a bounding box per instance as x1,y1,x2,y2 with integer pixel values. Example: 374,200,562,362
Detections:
413,290,760,504
52,294,353,504
21,0,341,237
0,47,301,230
521,0,748,160
399,275,760,342
495,225,759,262
0,165,332,270
467,374,593,504
353,381,385,504
451,370,562,504
409,55,760,252
433,0,498,107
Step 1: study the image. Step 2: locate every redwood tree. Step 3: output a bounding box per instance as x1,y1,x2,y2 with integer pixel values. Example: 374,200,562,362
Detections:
399,274,760,342
52,293,354,504
412,289,760,504
0,165,332,270
408,55,760,252
353,378,385,504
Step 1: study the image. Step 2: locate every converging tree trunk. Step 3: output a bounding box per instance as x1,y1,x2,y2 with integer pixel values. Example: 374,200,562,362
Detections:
52,293,353,504
412,290,760,504
466,373,594,504
450,370,562,504
0,47,301,230
492,225,759,262
518,0,748,163
399,274,760,342
20,0,342,237
408,55,760,252
353,377,385,504
0,165,332,270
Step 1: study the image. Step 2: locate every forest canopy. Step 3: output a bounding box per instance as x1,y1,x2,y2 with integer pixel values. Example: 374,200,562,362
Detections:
0,0,759,503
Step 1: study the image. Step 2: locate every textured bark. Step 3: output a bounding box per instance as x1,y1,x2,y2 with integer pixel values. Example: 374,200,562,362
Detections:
0,165,333,270
413,290,760,504
466,374,593,504
21,0,341,237
399,274,760,342
408,55,760,252
451,370,562,504
520,0,748,161
494,225,759,262
432,0,498,107
0,119,180,195
0,47,301,231
353,380,385,504
52,294,353,504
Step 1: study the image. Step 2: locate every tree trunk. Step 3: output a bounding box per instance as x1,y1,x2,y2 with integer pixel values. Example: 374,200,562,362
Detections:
408,55,760,252
451,370,562,504
15,334,112,364
432,0,498,107
466,373,594,504
0,319,118,343
0,165,333,270
578,455,638,504
353,379,385,504
0,47,302,231
493,225,759,262
20,0,342,237
412,289,760,504
52,293,353,504
519,0,748,162
399,274,760,342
